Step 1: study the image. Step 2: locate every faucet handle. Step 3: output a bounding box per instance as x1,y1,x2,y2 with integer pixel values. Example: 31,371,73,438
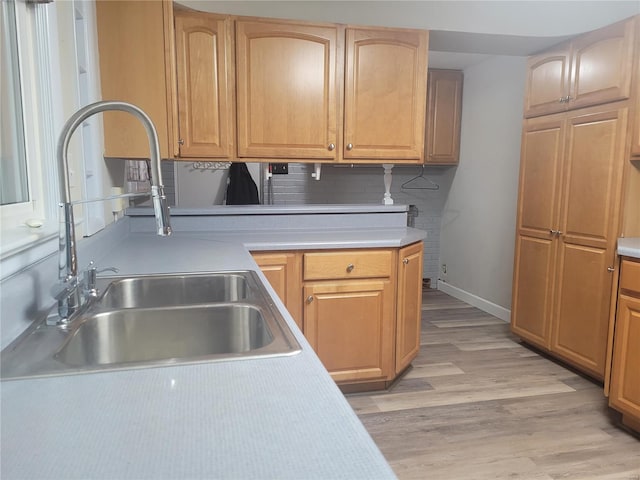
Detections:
84,262,119,296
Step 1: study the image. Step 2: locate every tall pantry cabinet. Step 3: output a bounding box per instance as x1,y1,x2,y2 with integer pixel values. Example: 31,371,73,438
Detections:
511,16,639,380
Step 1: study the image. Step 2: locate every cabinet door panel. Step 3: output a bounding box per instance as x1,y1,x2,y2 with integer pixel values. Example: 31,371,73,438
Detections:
252,252,302,330
96,0,174,159
517,118,564,239
304,280,394,382
511,235,556,348
523,48,571,118
236,21,339,159
175,12,234,158
396,242,423,374
560,108,627,249
569,18,635,110
425,70,463,164
344,28,428,161
551,243,613,378
609,294,640,420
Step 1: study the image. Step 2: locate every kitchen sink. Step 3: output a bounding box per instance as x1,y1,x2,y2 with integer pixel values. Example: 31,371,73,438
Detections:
57,305,274,367
97,273,250,309
1,271,300,379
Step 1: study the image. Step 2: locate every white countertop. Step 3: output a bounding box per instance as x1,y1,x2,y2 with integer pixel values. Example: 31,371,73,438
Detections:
2,227,413,479
618,237,640,258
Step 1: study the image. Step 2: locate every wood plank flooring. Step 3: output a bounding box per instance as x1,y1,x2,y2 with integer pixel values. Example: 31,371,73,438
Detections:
347,290,640,480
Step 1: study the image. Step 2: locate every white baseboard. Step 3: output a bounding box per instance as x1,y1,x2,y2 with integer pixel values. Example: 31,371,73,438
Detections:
436,281,511,322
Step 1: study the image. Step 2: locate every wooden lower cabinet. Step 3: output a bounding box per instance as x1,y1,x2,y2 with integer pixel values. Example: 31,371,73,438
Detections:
396,242,423,374
609,259,640,431
253,243,424,388
303,279,395,383
251,252,302,330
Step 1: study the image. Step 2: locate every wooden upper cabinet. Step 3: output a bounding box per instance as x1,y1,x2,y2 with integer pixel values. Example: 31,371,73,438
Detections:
174,11,234,158
632,17,640,158
96,0,175,159
569,17,636,110
425,69,463,164
524,16,636,118
235,20,340,160
344,28,428,162
523,46,571,118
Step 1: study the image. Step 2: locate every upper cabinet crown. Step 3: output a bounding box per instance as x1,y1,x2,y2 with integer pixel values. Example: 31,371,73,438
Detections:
524,16,636,118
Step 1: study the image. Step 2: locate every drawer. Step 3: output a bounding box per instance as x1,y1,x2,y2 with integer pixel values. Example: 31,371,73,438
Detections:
303,250,393,280
620,259,640,294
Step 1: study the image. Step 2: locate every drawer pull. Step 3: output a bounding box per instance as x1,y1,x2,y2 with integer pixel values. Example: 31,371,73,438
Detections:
346,263,355,273
403,258,409,265
307,295,314,303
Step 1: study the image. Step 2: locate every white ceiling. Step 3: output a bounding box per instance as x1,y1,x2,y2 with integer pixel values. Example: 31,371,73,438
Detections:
178,0,640,68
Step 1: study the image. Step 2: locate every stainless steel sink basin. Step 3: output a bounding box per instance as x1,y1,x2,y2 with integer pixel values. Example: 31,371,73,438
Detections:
97,273,250,309
1,271,301,379
57,305,274,367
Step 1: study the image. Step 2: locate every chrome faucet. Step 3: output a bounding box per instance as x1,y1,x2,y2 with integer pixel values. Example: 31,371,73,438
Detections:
52,101,172,325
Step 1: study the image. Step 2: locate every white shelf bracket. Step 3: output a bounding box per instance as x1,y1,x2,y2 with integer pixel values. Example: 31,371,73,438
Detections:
382,164,394,205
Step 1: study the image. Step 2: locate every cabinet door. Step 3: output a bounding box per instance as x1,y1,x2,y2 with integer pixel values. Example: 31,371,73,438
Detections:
511,118,564,347
632,17,640,158
610,260,640,423
523,46,571,118
96,0,175,159
344,28,428,162
550,107,628,379
425,70,463,165
235,20,339,159
174,11,234,158
568,17,636,111
252,252,302,330
396,242,423,374
304,279,394,383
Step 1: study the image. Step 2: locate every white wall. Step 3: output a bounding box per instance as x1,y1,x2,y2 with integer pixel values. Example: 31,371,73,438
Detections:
262,163,456,286
439,55,526,312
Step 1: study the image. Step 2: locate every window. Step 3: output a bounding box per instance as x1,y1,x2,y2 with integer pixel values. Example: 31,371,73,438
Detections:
1,0,105,279
0,0,29,206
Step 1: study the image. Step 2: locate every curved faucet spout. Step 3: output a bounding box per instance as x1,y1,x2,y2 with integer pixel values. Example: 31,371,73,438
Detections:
55,101,171,323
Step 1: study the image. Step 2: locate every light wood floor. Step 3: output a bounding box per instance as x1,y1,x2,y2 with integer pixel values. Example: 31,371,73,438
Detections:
347,290,640,480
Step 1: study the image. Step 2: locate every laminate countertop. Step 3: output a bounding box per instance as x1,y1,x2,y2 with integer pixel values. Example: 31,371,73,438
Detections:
1,223,424,479
618,237,640,259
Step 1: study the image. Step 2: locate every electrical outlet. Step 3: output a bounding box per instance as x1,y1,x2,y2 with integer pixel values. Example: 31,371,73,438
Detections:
441,264,447,275
270,163,288,174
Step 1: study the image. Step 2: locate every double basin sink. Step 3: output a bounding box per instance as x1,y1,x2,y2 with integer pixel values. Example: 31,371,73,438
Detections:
1,271,301,380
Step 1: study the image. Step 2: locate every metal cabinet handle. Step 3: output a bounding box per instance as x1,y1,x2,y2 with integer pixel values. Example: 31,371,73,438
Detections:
328,143,335,151
178,139,185,145
307,295,314,303
607,266,615,273
346,143,353,151
346,263,355,273
403,258,409,265
549,229,563,236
